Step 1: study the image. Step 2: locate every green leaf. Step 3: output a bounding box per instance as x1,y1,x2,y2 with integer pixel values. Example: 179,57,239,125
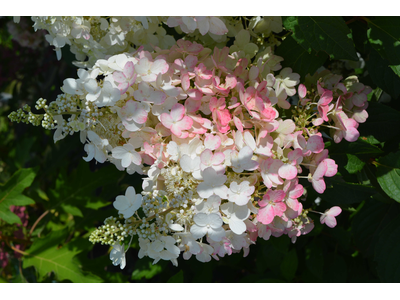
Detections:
352,200,400,282
167,270,184,283
280,249,298,281
328,138,384,160
0,168,36,224
131,258,163,280
344,154,365,174
376,151,400,202
367,17,400,65
275,35,328,79
358,102,400,142
352,201,399,257
23,230,102,283
48,161,124,215
283,16,358,60
374,218,400,282
323,179,376,205
366,47,400,99
390,64,400,77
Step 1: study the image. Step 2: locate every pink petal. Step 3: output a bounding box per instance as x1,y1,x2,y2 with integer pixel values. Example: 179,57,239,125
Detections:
257,205,274,225
323,159,338,177
170,103,185,121
312,178,326,194
313,160,327,180
113,71,126,83
176,115,193,131
160,113,173,129
123,61,135,79
320,214,337,228
211,152,225,165
204,134,221,150
298,84,307,98
319,90,333,106
278,164,298,180
267,189,286,202
307,135,325,153
181,73,190,91
200,149,213,164
151,59,169,75
327,206,342,217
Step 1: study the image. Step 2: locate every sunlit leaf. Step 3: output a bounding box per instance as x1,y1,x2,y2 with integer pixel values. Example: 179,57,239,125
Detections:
23,230,102,283
376,151,400,203
0,168,36,224
283,16,358,60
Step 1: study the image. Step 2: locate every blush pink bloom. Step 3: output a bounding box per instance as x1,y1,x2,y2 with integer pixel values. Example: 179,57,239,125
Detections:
113,61,137,95
119,100,148,132
308,158,338,194
260,157,284,188
278,148,303,180
200,149,225,172
134,57,169,82
320,206,342,228
257,189,287,225
133,81,166,105
209,97,231,133
160,103,193,138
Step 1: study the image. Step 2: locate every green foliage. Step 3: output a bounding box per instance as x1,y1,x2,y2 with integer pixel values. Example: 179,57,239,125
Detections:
282,16,358,60
376,151,400,203
23,229,102,282
275,35,328,79
0,168,36,224
367,17,400,65
367,47,400,99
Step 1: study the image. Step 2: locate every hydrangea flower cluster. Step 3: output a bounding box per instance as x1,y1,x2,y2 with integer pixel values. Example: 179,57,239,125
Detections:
28,16,283,69
9,16,371,269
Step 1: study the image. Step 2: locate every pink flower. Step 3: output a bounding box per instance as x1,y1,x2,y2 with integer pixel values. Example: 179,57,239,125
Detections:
257,189,287,225
113,61,137,94
200,149,225,172
278,148,303,180
119,100,148,132
260,157,284,188
320,206,342,228
133,81,166,105
209,97,231,133
317,90,333,122
308,158,337,194
134,57,169,82
160,103,193,138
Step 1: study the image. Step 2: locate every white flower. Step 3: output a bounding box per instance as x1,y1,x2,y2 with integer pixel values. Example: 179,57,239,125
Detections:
195,195,221,214
110,242,126,269
147,236,180,266
190,213,226,242
177,232,202,260
273,67,300,97
195,242,214,263
94,81,121,107
134,57,169,82
113,186,142,218
230,146,259,173
221,202,250,235
83,130,110,163
112,142,142,168
197,167,228,199
227,180,255,206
